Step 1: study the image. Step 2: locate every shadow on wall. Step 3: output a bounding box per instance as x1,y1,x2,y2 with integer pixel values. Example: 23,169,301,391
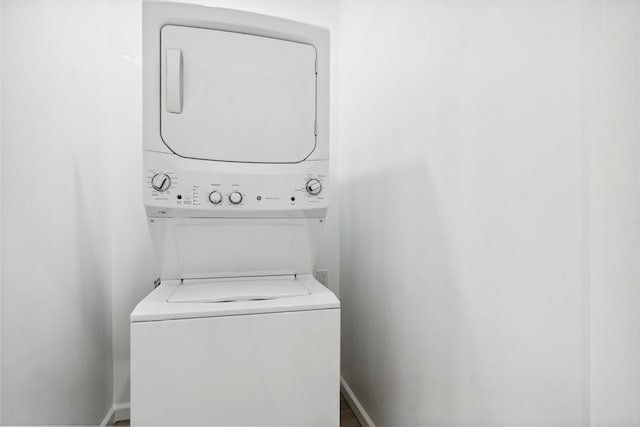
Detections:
72,158,114,419
340,159,487,425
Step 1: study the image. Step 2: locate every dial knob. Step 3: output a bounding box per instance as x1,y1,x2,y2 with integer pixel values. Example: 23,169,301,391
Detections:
208,191,222,205
305,178,322,195
229,191,243,205
151,173,171,192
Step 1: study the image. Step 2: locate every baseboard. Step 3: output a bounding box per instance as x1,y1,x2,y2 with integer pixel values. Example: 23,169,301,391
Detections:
99,405,115,427
113,403,131,422
100,402,131,426
340,376,376,427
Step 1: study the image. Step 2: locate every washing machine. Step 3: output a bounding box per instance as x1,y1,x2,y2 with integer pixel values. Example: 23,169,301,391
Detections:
131,2,339,426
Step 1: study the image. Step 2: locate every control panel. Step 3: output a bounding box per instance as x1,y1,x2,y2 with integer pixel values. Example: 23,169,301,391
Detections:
144,152,328,218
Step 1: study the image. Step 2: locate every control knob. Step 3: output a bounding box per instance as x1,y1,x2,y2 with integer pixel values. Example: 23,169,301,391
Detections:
208,191,223,205
305,178,322,195
151,173,171,192
229,191,243,205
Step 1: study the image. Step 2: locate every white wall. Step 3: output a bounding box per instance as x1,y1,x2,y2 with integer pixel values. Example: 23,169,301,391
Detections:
4,2,638,425
339,1,640,426
107,0,157,408
108,0,340,406
0,1,114,424
0,1,4,422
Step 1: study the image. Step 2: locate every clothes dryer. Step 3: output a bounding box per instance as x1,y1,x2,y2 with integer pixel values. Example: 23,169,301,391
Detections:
131,3,338,426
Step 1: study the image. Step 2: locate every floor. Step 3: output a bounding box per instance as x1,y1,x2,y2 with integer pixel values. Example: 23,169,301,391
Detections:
113,393,362,426
339,393,362,427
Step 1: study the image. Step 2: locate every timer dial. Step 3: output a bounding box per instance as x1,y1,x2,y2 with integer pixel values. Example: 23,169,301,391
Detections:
229,191,243,205
208,191,223,205
151,173,171,192
305,178,322,195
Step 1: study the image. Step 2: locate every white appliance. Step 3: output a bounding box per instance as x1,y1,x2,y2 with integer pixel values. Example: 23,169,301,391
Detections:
131,2,339,426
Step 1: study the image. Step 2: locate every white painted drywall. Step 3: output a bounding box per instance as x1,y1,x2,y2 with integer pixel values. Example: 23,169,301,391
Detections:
108,0,340,406
0,1,4,422
339,1,640,426
107,0,157,408
0,1,113,424
6,3,638,425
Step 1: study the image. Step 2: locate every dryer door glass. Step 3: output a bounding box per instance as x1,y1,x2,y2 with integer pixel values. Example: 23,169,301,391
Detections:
160,25,317,163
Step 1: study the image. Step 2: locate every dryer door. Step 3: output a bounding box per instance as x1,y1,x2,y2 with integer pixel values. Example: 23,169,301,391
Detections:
160,25,317,163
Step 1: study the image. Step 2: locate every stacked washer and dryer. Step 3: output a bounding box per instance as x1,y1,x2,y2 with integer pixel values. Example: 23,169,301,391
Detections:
131,2,340,426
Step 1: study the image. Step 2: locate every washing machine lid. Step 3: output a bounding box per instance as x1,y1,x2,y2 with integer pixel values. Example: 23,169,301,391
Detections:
130,275,339,322
160,25,317,163
167,277,310,303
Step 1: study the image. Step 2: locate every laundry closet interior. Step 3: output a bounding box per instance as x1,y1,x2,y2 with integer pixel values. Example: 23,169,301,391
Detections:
1,1,640,427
